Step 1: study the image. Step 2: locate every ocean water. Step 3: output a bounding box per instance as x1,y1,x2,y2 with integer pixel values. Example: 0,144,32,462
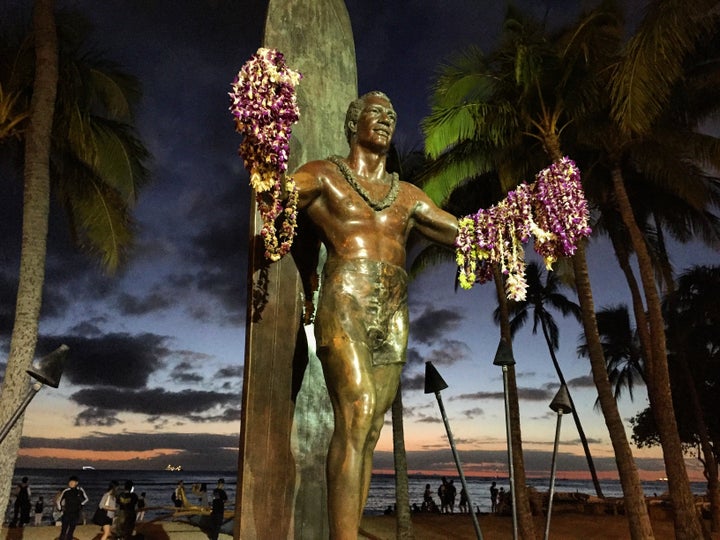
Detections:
4,467,707,526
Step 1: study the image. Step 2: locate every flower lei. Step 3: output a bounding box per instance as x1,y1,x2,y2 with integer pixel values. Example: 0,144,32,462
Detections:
229,48,302,261
455,157,591,301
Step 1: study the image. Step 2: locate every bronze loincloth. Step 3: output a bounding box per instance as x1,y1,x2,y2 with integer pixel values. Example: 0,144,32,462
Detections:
315,258,408,366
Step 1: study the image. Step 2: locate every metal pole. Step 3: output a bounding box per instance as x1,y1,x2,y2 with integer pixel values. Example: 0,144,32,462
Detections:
501,365,518,540
544,411,564,540
544,384,573,540
434,390,484,540
0,383,42,444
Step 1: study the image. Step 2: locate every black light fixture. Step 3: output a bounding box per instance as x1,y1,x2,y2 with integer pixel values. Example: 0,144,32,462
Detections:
0,345,69,443
492,338,516,367
544,384,573,540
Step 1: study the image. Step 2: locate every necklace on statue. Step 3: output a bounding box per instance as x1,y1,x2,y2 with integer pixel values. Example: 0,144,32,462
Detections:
328,155,400,211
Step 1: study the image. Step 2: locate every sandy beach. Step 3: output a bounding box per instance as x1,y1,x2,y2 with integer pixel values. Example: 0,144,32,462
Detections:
1,511,718,539
0,520,232,540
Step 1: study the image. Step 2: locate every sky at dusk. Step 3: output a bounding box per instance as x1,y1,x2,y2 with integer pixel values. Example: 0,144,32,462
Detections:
0,0,716,482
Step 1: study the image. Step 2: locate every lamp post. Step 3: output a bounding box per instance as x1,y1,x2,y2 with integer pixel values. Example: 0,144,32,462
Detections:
493,339,517,540
544,384,573,540
0,345,69,444
424,361,484,540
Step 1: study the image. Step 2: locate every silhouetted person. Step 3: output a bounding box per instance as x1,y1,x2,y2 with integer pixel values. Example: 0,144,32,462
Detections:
136,492,147,521
459,488,469,513
57,475,89,540
447,479,457,513
438,477,449,513
208,478,228,540
116,480,139,539
490,481,499,513
173,480,185,508
34,496,44,526
11,476,31,527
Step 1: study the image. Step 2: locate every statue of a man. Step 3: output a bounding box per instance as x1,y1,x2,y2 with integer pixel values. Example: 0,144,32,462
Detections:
292,91,458,538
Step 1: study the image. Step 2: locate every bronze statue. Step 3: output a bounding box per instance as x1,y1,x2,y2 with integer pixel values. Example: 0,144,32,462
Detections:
292,91,458,538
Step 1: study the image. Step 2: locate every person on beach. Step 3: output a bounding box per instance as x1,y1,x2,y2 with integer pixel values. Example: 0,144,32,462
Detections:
136,491,147,522
10,476,32,527
438,477,449,513
208,478,228,540
290,91,459,539
33,496,44,526
115,480,139,539
490,481,499,513
97,480,118,540
422,483,435,512
459,487,469,513
57,475,89,540
173,480,186,508
52,489,63,525
447,479,457,513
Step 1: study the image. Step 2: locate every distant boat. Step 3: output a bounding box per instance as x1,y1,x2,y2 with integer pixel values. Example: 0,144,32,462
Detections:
165,464,183,472
82,466,96,470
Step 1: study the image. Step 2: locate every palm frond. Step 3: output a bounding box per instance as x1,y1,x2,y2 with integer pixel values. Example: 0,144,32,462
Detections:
610,0,720,135
407,243,455,282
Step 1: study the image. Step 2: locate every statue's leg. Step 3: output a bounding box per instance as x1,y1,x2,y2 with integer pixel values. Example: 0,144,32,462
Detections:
358,363,402,517
318,339,375,539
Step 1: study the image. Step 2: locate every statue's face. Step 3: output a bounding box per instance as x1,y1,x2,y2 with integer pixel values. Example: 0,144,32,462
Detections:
354,95,396,151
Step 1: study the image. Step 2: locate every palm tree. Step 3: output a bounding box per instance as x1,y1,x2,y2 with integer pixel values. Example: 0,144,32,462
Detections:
0,0,58,519
665,266,720,531
421,4,656,538
0,4,150,516
575,1,720,534
577,305,646,403
500,262,604,497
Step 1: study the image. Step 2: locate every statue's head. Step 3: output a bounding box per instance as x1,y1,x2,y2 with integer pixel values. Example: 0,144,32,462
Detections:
344,91,394,145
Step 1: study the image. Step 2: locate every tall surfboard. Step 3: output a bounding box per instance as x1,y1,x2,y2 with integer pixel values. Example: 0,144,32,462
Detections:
235,1,357,538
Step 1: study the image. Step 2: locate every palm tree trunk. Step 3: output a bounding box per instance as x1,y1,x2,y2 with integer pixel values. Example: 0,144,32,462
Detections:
677,354,720,533
611,166,706,540
493,266,537,540
392,384,414,539
607,230,652,386
571,243,655,540
0,0,58,518
538,319,604,498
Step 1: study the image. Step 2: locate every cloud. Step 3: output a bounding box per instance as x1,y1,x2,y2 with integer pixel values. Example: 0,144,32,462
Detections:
452,387,554,402
116,291,173,315
424,339,472,366
75,408,124,427
462,407,484,419
70,386,239,418
410,308,464,345
37,332,169,388
567,375,595,388
401,371,426,391
215,365,243,378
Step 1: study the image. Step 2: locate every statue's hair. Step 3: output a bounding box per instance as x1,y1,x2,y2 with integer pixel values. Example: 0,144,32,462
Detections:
344,91,394,145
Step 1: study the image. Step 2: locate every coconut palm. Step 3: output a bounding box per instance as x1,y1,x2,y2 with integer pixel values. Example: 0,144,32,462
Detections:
577,305,646,403
499,262,603,497
420,3,656,537
574,1,720,534
665,265,720,531
0,4,150,516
